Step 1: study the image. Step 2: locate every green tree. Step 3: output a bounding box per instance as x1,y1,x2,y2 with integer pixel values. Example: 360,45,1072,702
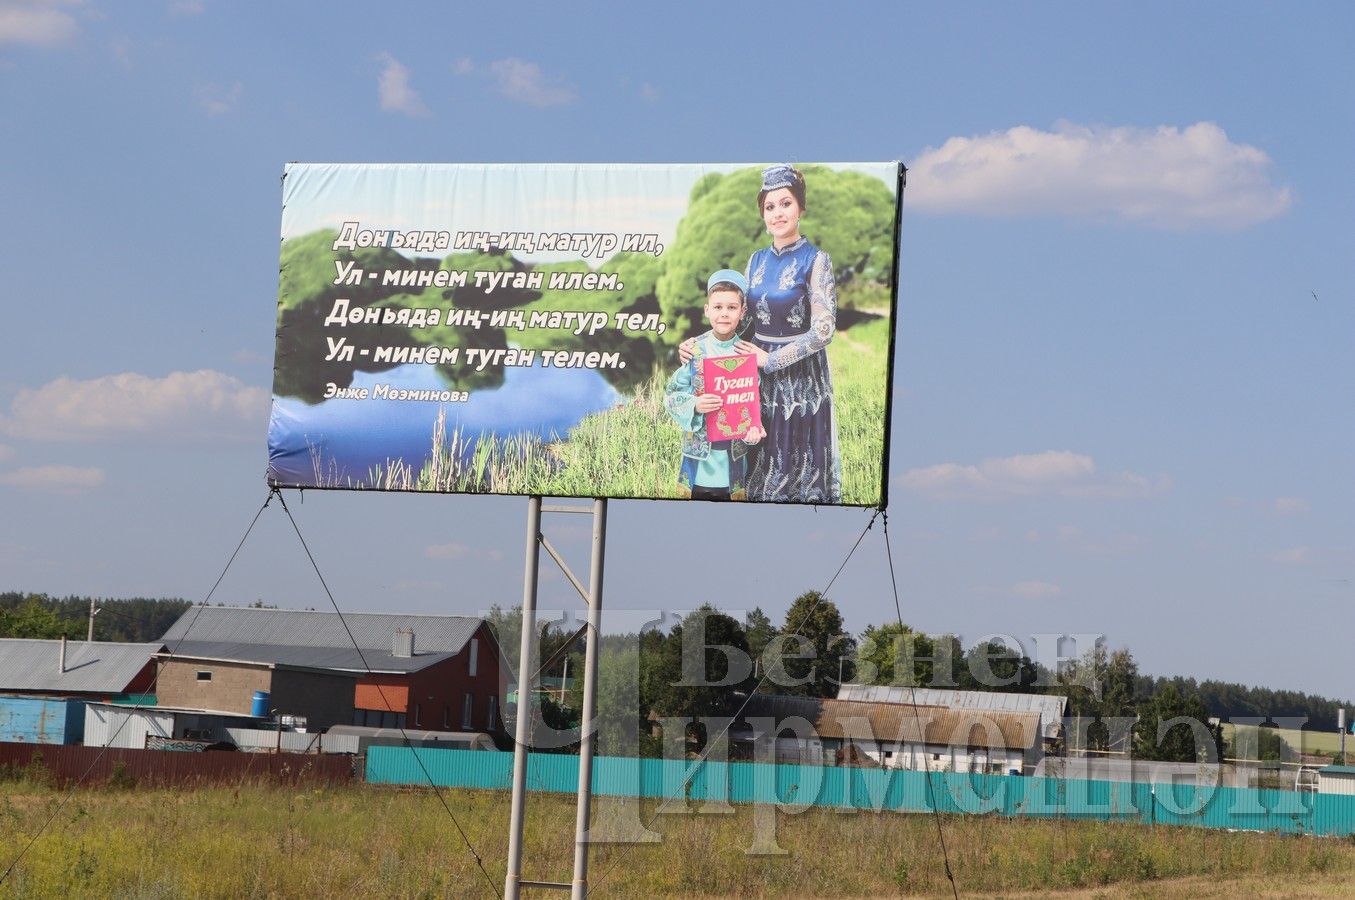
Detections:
484,604,574,682
1133,683,1223,762
959,638,1041,692
651,606,752,730
0,596,77,639
594,645,661,758
855,621,935,687
773,591,855,698
1053,644,1140,752
744,607,778,681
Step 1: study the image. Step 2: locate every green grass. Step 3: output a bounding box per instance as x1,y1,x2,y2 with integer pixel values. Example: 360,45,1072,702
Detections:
2,781,1354,898
318,315,894,505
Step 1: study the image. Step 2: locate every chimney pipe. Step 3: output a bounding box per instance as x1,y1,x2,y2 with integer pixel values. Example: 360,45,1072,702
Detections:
59,634,67,674
393,628,414,658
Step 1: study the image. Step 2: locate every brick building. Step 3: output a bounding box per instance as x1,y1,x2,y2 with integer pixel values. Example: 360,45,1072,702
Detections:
156,607,507,734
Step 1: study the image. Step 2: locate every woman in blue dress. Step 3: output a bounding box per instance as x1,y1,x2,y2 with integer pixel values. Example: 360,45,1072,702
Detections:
735,164,840,503
683,165,840,503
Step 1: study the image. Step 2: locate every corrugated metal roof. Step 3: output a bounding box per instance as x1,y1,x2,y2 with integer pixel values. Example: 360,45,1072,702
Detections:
836,684,1067,739
160,607,484,656
738,694,1043,750
0,640,162,693
162,640,455,674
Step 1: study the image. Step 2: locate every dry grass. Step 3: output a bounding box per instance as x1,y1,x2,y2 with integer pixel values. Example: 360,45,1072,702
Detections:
3,781,1355,898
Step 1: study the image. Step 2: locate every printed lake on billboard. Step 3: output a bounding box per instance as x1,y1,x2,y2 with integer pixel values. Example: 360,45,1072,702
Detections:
267,162,903,506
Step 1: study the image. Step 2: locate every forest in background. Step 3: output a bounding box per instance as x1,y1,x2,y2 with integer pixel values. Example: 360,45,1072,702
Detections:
2,590,1347,758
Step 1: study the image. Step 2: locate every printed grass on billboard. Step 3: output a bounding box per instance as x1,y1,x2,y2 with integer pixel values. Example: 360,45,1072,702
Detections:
267,162,903,506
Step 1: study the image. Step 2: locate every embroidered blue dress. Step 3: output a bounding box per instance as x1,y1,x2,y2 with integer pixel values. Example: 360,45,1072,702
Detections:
744,236,840,503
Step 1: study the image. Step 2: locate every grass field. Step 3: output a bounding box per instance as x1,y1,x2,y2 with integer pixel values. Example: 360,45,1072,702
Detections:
1222,723,1350,760
3,780,1355,898
337,315,892,506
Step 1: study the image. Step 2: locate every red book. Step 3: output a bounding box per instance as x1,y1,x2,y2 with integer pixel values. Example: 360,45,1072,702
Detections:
702,353,762,441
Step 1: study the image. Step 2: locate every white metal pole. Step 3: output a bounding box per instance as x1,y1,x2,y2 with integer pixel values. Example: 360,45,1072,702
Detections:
505,496,543,900
571,499,607,899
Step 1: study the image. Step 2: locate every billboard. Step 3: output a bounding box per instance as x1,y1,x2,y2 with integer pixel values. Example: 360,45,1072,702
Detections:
267,162,903,506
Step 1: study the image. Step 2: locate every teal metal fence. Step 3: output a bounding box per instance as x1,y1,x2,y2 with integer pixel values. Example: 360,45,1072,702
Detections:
366,747,1355,836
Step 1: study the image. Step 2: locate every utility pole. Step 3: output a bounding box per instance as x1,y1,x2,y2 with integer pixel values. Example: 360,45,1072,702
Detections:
87,597,100,641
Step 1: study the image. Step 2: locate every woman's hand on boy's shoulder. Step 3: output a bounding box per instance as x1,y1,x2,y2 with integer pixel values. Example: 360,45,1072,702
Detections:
678,337,697,364
735,340,769,370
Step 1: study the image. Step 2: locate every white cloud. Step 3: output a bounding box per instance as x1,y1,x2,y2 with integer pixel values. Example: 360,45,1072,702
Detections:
488,57,576,108
0,369,268,442
231,348,266,366
1271,546,1313,566
195,81,241,116
452,56,474,75
1012,581,1062,599
1274,496,1310,515
0,0,80,46
0,464,104,492
908,121,1292,230
899,450,1168,500
425,542,503,562
0,444,12,463
168,0,204,14
377,52,428,117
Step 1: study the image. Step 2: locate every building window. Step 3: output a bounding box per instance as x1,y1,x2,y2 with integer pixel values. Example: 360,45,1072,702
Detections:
462,694,474,729
469,638,479,677
487,696,498,731
196,670,212,682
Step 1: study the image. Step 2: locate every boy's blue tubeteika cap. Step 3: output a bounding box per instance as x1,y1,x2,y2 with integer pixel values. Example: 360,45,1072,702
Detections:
707,269,747,294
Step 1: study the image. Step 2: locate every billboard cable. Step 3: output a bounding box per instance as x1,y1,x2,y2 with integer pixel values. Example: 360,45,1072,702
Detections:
0,491,277,889
590,506,881,896
275,489,502,899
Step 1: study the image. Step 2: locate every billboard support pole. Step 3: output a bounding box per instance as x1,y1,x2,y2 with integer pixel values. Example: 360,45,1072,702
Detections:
571,498,607,899
504,497,607,898
505,495,543,900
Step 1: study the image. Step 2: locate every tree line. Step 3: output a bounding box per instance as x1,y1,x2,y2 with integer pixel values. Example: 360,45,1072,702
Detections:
489,591,1350,762
5,590,1345,762
1,592,193,642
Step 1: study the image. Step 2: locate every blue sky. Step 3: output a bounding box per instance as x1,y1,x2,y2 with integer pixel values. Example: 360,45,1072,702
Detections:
0,2,1350,698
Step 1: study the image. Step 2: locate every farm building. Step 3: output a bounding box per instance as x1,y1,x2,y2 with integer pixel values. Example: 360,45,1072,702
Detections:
1317,764,1355,795
84,701,361,752
836,684,1067,752
732,692,1046,774
0,637,161,699
155,607,508,735
0,638,164,744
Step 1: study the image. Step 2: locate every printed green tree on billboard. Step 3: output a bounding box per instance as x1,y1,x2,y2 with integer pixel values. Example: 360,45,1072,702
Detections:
656,166,897,338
